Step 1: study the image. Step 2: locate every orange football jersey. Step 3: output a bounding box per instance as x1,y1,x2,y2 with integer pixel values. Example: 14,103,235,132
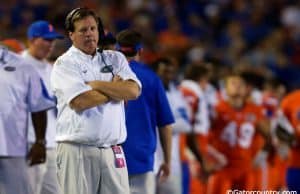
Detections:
280,90,300,168
209,100,265,169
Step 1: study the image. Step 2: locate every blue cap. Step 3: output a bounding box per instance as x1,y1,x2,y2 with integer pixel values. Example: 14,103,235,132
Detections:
27,20,63,40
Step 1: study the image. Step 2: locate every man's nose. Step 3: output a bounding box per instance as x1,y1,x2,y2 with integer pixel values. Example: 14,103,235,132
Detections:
85,28,94,36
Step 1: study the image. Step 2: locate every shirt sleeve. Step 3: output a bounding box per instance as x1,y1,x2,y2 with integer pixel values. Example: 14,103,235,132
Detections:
27,65,56,112
155,76,175,127
51,57,92,105
113,51,142,89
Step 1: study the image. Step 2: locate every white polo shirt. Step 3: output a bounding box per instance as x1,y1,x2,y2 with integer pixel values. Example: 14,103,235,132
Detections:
21,50,57,148
51,46,141,147
0,47,55,157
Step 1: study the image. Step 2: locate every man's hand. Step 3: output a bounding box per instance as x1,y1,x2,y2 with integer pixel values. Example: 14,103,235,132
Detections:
198,164,211,183
86,81,98,90
26,141,46,166
157,163,170,183
253,149,268,168
112,75,123,82
198,159,218,183
86,75,124,103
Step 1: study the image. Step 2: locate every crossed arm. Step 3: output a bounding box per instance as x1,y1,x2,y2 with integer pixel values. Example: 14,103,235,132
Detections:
70,76,140,112
70,90,110,112
87,76,141,101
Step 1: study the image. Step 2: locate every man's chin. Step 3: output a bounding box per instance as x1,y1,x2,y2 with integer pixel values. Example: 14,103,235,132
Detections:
83,47,97,55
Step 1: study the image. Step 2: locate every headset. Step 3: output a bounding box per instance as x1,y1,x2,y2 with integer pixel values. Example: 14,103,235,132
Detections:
65,7,106,52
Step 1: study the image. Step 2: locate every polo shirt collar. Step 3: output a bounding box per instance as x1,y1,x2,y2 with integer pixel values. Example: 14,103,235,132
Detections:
22,50,47,69
70,46,99,61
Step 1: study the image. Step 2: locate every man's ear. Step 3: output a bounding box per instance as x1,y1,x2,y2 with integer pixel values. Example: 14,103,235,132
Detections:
29,38,37,45
69,32,74,42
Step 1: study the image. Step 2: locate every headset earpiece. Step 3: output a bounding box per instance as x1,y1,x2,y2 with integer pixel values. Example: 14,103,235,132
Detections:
65,8,83,32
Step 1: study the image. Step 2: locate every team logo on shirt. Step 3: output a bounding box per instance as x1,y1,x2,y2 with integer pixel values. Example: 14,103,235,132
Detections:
4,66,16,72
101,65,113,73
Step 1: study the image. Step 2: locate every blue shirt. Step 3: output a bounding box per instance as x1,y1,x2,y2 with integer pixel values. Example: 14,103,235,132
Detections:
123,60,174,174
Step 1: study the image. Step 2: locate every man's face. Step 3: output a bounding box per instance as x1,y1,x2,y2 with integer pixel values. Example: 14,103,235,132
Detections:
226,76,247,98
157,63,177,85
30,38,55,60
69,15,99,55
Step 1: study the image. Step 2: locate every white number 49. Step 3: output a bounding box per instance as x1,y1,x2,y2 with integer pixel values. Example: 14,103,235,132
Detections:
221,121,255,148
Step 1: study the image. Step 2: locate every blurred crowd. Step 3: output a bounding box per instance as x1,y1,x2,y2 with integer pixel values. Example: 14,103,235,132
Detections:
1,0,300,90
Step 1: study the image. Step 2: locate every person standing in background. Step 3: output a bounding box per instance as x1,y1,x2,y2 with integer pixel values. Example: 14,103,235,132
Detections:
51,8,141,194
153,57,192,194
0,45,55,194
179,64,211,194
207,73,270,194
116,29,174,194
22,20,63,194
